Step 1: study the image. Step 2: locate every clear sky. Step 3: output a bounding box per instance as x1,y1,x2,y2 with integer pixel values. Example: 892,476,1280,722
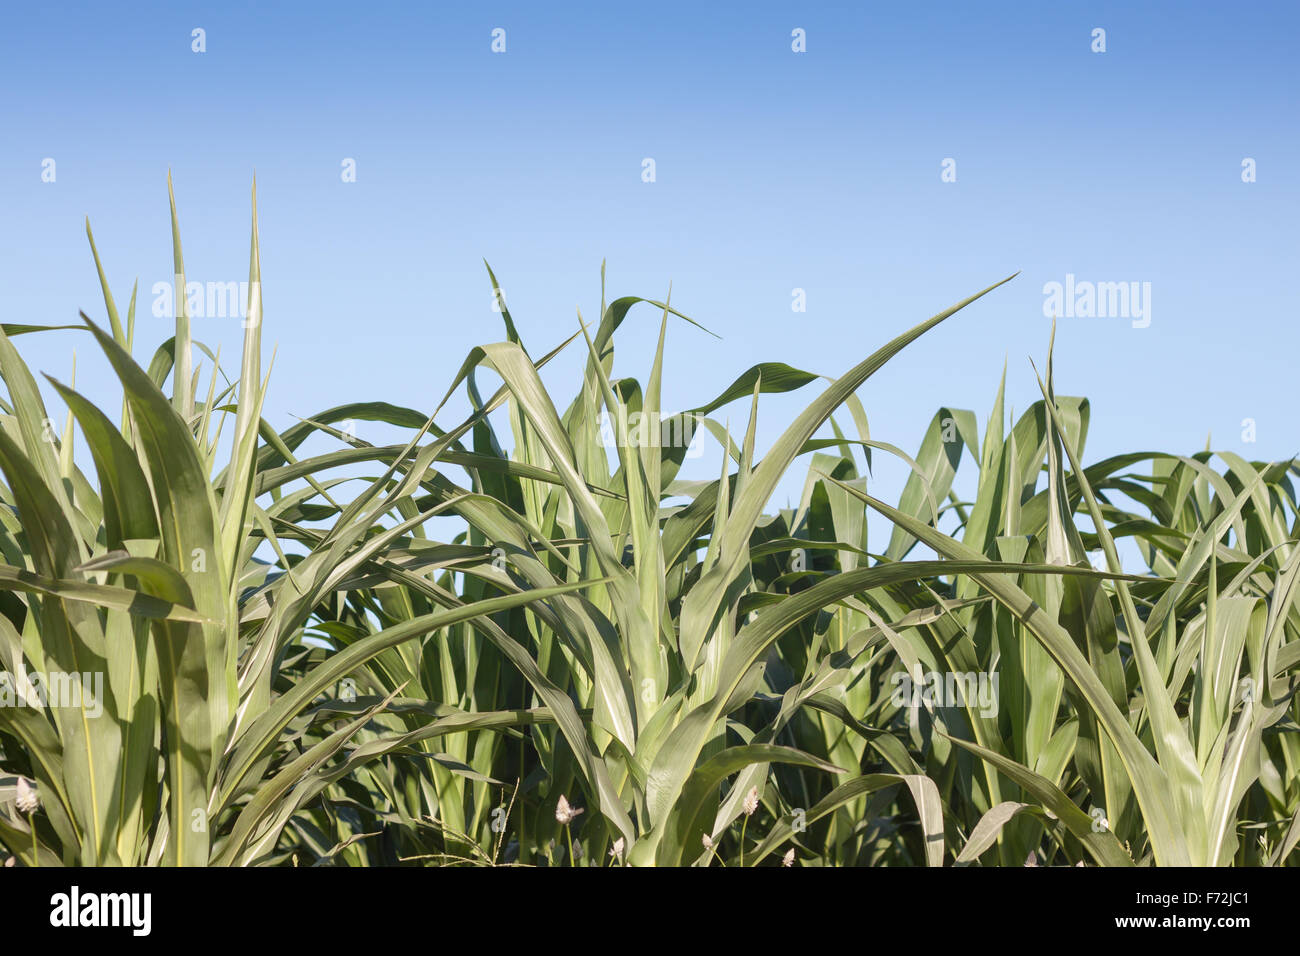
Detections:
2,1,1296,539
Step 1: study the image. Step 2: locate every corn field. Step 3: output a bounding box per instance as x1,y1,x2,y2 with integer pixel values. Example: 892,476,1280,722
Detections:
2,186,1298,868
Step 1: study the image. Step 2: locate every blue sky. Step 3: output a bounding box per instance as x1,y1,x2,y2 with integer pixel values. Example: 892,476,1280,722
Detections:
2,1,1296,540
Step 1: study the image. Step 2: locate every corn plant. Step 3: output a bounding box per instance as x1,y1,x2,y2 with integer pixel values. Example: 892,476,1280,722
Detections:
279,267,1149,866
3,182,1298,867
0,182,588,865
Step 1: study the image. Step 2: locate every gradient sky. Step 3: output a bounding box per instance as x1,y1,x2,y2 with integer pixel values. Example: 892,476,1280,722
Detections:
2,1,1297,541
